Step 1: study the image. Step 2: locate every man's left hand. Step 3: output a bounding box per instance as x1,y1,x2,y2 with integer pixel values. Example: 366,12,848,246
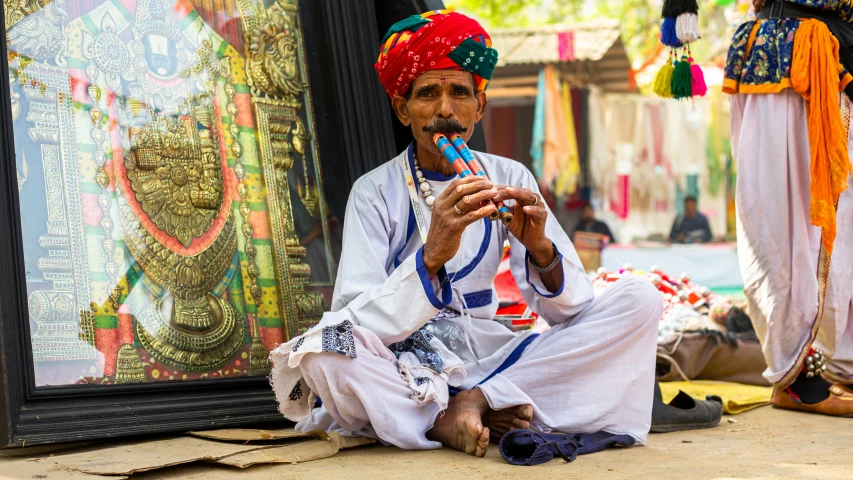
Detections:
494,186,554,266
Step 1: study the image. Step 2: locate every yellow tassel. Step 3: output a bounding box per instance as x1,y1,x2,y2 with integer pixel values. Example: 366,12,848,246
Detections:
654,58,675,98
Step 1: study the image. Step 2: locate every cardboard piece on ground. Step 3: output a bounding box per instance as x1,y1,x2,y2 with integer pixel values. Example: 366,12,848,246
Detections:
212,438,340,468
0,456,127,480
187,427,329,443
52,436,276,476
339,436,377,450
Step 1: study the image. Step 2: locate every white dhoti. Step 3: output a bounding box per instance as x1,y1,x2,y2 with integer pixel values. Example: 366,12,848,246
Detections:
270,148,662,449
272,276,661,448
730,89,853,386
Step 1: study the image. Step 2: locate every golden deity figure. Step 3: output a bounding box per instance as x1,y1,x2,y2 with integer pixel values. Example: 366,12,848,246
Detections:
102,0,245,371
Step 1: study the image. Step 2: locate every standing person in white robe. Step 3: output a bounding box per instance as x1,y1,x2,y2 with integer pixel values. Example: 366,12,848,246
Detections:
270,10,662,457
725,0,853,416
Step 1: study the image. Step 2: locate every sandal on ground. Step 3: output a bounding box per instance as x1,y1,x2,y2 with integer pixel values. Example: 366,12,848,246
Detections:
771,384,853,417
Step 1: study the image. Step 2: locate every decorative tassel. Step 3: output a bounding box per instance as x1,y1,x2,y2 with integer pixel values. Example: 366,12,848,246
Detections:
661,17,682,48
662,0,699,18
690,57,707,97
671,55,693,99
676,13,700,44
653,57,675,98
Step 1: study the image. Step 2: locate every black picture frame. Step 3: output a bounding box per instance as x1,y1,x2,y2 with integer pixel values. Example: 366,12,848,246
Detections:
0,0,437,448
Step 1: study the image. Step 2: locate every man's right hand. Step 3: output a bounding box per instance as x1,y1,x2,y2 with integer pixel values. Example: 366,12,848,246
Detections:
422,175,497,275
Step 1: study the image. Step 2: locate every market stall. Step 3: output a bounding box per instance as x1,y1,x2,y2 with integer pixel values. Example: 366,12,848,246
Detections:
601,243,743,289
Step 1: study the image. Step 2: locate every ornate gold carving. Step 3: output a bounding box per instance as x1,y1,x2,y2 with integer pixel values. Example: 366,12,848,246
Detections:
135,294,245,371
248,316,270,376
108,3,243,370
86,77,123,311
245,4,305,100
238,0,329,340
225,72,270,375
127,115,224,248
114,344,147,384
293,117,318,218
136,295,245,372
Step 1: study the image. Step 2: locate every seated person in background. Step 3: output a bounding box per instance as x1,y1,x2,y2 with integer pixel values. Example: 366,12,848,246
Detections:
572,205,615,243
669,196,712,244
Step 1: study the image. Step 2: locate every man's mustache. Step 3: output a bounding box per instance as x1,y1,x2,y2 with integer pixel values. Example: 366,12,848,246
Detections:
423,119,468,136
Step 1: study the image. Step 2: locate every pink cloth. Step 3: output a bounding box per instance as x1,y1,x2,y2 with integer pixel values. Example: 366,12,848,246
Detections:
558,31,575,62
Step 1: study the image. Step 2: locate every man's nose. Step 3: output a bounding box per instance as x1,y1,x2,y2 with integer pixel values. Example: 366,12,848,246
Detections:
437,92,454,118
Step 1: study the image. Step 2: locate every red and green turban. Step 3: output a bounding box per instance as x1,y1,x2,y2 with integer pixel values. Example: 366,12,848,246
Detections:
374,10,499,99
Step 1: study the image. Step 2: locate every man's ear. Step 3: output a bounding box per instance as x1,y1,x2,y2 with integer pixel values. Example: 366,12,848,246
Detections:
474,90,488,123
391,95,411,126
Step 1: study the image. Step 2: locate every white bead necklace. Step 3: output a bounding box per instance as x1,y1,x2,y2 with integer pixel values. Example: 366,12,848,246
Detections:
413,153,436,209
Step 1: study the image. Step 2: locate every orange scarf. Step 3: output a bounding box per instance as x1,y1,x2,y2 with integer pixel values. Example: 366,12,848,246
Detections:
791,19,852,255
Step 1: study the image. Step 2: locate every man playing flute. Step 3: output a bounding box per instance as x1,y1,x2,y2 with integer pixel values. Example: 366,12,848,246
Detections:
270,10,662,457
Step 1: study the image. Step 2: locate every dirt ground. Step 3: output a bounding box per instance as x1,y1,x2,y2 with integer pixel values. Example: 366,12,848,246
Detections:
138,406,851,479
3,406,851,480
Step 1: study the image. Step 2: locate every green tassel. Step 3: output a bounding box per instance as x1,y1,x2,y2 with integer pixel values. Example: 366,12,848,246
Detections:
671,55,693,99
653,59,674,98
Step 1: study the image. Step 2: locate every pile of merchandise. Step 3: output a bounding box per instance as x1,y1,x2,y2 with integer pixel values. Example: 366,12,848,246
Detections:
592,264,733,343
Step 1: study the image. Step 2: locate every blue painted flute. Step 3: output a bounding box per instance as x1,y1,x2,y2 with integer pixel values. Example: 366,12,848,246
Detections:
433,133,502,222
449,133,513,225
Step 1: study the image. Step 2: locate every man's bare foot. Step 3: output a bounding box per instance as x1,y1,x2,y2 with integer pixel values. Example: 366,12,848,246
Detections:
427,389,490,457
483,404,533,442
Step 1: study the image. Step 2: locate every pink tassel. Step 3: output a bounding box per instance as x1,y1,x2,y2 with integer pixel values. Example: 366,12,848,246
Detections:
690,58,707,97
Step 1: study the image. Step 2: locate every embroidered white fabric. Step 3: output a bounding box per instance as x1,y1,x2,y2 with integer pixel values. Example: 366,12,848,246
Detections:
270,309,466,421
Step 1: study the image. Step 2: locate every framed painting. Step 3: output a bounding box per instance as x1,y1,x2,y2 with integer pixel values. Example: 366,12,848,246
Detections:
0,0,400,447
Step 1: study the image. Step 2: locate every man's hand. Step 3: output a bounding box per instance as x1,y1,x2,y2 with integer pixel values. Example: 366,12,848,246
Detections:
422,176,497,275
493,186,553,266
494,185,563,293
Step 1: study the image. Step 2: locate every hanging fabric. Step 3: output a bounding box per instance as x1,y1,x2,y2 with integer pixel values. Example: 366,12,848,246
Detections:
542,66,568,192
554,81,580,197
529,69,546,180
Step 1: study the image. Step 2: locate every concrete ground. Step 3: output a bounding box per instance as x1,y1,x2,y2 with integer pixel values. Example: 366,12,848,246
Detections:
130,406,852,480
3,406,851,480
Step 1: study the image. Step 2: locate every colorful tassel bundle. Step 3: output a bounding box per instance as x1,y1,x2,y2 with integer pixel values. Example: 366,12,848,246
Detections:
671,55,693,99
661,17,682,47
654,57,675,98
653,0,705,99
689,57,707,96
676,13,700,44
662,0,698,18
654,48,707,100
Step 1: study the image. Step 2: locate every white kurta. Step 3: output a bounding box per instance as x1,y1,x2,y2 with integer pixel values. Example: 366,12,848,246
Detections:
270,147,662,448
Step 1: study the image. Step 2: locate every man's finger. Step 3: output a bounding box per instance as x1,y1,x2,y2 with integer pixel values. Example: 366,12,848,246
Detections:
493,186,540,206
443,178,494,205
440,175,482,197
434,175,485,209
456,188,498,213
522,205,548,223
459,203,496,225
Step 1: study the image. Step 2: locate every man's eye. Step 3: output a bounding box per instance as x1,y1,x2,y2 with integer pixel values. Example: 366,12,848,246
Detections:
419,91,436,98
455,89,471,96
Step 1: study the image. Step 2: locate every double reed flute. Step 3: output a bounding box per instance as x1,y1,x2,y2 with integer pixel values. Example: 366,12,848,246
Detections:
433,133,514,225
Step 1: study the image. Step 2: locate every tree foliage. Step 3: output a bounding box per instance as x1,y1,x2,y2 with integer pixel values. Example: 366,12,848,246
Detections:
444,0,736,64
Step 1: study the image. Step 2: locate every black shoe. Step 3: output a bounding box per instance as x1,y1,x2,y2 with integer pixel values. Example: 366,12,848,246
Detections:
650,381,724,433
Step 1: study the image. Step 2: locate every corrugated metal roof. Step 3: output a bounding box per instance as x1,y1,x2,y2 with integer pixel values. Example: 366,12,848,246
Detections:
491,19,622,66
486,20,634,98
